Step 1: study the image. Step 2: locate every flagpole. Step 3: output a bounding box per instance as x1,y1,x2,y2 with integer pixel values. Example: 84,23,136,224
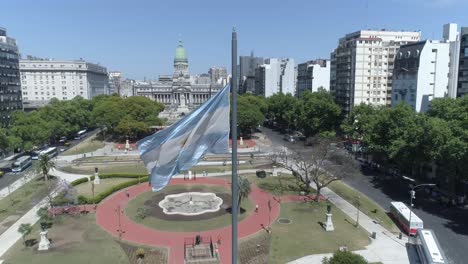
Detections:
231,28,239,264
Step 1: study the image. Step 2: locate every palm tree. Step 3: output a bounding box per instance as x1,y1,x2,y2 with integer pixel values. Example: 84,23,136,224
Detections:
238,177,251,212
37,154,56,181
18,223,33,246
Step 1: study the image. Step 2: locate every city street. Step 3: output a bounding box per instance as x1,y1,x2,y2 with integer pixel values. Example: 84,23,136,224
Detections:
261,127,468,264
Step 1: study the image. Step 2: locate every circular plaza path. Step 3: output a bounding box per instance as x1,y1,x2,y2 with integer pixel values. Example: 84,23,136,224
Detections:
95,177,281,264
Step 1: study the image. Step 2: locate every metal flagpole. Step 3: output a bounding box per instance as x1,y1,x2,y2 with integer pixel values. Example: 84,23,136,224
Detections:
231,28,239,264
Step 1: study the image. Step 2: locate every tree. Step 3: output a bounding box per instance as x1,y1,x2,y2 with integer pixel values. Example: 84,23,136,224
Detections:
322,250,368,264
37,207,52,230
235,94,266,136
37,154,56,181
8,111,52,151
297,91,341,137
274,136,357,201
266,93,298,132
18,223,33,246
238,176,251,212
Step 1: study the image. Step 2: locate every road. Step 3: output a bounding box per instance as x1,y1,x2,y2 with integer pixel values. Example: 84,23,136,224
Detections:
261,127,467,264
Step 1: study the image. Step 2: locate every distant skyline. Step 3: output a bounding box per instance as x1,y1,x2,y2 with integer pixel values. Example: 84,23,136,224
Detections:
2,0,468,80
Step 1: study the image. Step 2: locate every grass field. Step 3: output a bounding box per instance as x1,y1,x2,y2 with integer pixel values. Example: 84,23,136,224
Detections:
126,184,254,232
328,181,398,233
269,202,370,264
2,214,130,264
61,163,148,175
74,178,134,197
0,178,56,234
62,135,105,156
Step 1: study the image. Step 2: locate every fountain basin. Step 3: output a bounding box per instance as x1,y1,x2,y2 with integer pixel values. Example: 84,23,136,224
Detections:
158,192,223,216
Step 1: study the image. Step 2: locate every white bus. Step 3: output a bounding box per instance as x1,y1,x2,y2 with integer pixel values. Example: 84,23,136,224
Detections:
12,156,32,172
31,149,43,160
39,147,58,159
390,201,424,235
74,129,87,140
416,229,447,264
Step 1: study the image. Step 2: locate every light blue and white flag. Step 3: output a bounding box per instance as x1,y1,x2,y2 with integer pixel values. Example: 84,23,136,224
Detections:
137,85,230,191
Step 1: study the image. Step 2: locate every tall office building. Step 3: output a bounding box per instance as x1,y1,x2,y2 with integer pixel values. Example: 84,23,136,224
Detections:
296,59,330,97
239,52,264,93
330,30,421,115
108,71,122,95
457,27,468,97
392,40,450,112
0,27,22,125
208,67,228,85
255,58,295,97
20,57,108,108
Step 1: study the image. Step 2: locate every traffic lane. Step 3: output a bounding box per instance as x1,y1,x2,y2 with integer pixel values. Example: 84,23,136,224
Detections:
0,166,34,190
343,168,467,264
56,128,99,154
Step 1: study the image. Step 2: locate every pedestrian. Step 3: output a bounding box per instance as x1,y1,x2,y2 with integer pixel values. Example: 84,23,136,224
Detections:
125,190,130,198
255,204,259,213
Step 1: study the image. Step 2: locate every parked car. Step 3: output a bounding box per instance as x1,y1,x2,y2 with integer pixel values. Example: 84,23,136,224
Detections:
283,135,295,142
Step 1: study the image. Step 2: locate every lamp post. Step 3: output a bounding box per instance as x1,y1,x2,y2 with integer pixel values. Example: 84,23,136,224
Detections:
402,176,435,243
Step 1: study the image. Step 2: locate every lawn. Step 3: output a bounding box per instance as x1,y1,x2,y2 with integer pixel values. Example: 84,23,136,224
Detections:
328,181,398,233
2,214,130,264
74,178,135,197
61,163,148,175
269,202,370,264
62,135,105,156
126,184,254,232
234,174,313,196
0,178,56,235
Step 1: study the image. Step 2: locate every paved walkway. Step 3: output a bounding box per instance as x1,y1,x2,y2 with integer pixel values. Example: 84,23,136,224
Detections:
95,177,280,264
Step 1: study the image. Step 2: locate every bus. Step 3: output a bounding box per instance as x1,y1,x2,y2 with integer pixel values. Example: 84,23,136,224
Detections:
12,156,32,172
415,229,447,264
74,129,87,140
390,201,424,235
31,149,43,160
39,147,58,159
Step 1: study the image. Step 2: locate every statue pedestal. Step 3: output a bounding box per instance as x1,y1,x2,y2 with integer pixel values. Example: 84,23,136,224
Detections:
94,172,100,185
272,166,278,177
239,137,244,146
38,231,50,251
188,170,193,180
325,213,334,231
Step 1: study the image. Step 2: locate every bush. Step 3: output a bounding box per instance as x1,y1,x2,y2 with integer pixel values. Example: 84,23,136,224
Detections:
77,195,89,204
135,248,145,259
136,207,148,220
322,250,368,264
89,176,149,204
256,170,267,178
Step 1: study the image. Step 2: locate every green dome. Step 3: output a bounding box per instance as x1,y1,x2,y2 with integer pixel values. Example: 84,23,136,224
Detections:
174,40,188,63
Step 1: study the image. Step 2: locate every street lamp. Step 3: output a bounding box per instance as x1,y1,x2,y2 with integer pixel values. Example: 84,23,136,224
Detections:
403,176,435,243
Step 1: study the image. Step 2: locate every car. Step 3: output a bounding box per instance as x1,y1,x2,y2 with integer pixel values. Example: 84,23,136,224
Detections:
59,136,67,144
283,135,295,142
0,171,4,177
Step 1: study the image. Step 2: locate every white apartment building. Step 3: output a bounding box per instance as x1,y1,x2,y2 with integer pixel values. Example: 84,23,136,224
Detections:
255,58,295,97
392,41,450,112
331,30,421,115
20,58,108,108
297,59,330,97
392,24,461,112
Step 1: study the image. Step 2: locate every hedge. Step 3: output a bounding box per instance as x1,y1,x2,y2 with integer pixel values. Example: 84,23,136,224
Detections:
68,173,149,204
70,173,148,186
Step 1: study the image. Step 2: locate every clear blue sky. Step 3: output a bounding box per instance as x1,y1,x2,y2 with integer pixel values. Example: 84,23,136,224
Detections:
2,0,468,79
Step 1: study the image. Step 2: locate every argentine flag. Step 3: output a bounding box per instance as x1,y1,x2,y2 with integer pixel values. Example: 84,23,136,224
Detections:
137,85,230,191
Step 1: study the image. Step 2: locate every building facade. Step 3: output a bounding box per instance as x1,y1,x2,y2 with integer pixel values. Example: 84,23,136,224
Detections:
134,40,223,122
255,58,295,97
330,30,421,115
208,67,228,85
457,27,468,97
0,27,22,125
297,59,330,97
20,58,108,108
108,71,122,95
239,53,264,94
392,40,450,112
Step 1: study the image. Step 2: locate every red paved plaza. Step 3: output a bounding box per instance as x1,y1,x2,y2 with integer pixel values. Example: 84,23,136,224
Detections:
95,177,280,264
